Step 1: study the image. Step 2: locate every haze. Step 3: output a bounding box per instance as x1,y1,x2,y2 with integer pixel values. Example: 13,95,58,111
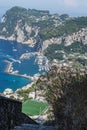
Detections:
0,0,87,17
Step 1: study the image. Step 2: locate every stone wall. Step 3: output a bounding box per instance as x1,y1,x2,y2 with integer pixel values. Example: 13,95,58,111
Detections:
12,124,56,130
0,96,37,130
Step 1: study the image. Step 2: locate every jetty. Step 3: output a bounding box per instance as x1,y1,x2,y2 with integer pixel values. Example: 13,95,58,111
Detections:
3,60,12,73
3,60,32,80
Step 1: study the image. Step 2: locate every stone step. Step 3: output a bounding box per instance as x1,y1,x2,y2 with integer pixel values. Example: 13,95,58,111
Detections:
11,123,56,130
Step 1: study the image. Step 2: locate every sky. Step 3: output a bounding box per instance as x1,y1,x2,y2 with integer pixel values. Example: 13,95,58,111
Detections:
0,0,87,17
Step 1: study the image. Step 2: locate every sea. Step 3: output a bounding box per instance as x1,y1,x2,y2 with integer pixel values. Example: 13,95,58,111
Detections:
0,39,46,93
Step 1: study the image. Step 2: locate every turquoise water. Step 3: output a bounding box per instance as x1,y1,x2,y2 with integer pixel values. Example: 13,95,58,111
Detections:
13,56,39,76
0,73,30,92
0,39,41,92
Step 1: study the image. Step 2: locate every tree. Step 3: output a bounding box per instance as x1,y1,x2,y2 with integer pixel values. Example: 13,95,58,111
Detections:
36,65,87,130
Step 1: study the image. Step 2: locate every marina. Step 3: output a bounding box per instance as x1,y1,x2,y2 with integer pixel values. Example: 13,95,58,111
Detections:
3,60,32,80
0,39,48,92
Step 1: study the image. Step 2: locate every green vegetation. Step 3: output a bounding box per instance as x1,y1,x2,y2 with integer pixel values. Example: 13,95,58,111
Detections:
0,6,50,38
0,6,87,41
17,87,34,101
59,14,69,20
44,43,64,60
22,99,48,116
77,58,87,65
36,65,87,129
28,9,50,17
39,17,87,40
44,42,87,61
0,6,29,37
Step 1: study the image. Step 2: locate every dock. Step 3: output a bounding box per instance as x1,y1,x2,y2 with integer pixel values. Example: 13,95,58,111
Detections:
3,60,32,80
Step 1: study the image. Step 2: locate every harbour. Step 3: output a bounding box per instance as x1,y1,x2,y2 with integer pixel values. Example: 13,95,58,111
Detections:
3,60,32,80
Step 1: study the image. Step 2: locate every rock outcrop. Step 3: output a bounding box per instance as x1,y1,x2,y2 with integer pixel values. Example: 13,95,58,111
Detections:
42,28,87,51
0,96,37,130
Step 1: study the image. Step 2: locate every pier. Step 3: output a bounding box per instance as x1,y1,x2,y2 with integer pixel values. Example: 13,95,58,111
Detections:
3,60,12,73
3,60,32,80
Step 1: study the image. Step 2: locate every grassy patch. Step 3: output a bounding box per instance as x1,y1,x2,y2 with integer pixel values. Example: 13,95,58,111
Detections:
22,99,48,116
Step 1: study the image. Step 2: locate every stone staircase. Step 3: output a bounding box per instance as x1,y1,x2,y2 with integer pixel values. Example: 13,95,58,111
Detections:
11,124,57,130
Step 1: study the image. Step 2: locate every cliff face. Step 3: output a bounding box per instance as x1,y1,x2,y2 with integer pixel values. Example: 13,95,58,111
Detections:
0,6,68,46
0,6,87,51
0,17,39,45
42,28,87,51
64,28,87,46
0,7,41,45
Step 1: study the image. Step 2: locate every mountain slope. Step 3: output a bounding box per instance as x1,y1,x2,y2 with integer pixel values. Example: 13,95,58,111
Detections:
0,6,87,57
0,6,69,44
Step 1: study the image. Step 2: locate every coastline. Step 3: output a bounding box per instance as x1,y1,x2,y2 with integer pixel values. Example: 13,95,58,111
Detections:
0,60,35,93
3,60,32,80
4,60,12,73
0,36,35,46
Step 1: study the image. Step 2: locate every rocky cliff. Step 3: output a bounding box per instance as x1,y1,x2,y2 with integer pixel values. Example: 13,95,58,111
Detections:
0,7,39,45
42,27,87,51
0,6,87,51
0,6,69,46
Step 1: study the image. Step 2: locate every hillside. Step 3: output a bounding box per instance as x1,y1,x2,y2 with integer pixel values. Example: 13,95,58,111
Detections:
0,7,87,44
0,6,87,66
0,6,69,44
0,7,87,129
